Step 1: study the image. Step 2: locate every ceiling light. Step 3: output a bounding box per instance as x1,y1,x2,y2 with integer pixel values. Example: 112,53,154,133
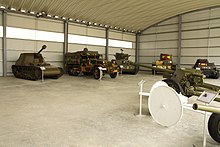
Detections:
94,22,97,25
99,24,103,27
110,26,113,29
47,14,51,17
54,15,59,19
29,11,35,14
82,20,86,23
0,6,6,9
104,25,108,28
68,18,73,21
10,7,16,11
20,9,25,13
88,22,92,25
114,27,117,29
75,19,80,22
61,17,66,20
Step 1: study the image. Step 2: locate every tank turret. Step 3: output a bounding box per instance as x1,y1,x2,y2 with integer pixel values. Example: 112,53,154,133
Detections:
12,45,63,80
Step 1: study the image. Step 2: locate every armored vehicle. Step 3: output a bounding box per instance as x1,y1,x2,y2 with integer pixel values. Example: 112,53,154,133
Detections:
193,59,219,79
114,49,138,74
65,48,119,79
152,53,176,74
12,45,63,80
135,63,220,143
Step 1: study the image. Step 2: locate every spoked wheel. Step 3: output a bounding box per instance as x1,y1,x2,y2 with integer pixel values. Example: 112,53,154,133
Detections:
93,68,100,79
109,72,117,78
163,79,183,94
208,113,220,143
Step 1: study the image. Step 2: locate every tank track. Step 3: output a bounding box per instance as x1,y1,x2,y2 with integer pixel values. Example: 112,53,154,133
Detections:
12,65,42,80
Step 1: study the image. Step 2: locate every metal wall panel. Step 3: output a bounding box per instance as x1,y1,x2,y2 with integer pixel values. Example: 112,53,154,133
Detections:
68,23,106,57
140,18,178,66
140,6,220,68
108,31,136,62
182,9,210,22
6,13,64,75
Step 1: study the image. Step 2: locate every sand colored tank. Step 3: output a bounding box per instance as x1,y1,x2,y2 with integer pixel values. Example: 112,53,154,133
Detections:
12,45,63,80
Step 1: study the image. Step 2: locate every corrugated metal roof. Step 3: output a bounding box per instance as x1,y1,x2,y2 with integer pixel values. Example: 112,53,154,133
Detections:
1,0,220,32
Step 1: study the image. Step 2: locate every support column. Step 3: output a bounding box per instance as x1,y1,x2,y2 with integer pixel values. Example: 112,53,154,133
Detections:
63,20,68,73
135,33,140,64
177,15,182,68
2,10,7,77
105,28,109,60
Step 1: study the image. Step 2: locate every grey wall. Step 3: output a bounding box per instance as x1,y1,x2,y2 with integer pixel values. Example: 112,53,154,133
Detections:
0,11,135,76
68,23,106,54
6,13,64,75
140,7,220,70
109,30,136,62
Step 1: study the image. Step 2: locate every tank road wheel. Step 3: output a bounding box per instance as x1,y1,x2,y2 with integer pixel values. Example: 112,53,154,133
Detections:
93,68,100,79
110,72,117,78
208,113,220,143
163,79,183,94
69,68,79,76
213,71,220,79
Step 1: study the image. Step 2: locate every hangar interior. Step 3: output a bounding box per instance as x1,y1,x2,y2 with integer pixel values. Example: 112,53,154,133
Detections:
1,0,220,146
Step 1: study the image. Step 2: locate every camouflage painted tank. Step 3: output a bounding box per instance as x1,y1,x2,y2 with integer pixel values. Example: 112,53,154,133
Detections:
12,45,63,80
65,48,119,79
193,59,219,79
114,49,138,74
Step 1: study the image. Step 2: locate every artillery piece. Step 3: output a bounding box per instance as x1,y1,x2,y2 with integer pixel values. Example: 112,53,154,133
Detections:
136,63,220,143
12,45,63,80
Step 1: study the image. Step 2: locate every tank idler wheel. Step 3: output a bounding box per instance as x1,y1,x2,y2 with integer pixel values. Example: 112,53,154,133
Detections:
208,113,220,143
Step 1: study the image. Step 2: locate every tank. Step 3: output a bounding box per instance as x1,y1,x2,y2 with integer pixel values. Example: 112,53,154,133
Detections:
114,49,138,74
65,48,119,79
152,53,177,74
12,45,63,80
193,59,219,79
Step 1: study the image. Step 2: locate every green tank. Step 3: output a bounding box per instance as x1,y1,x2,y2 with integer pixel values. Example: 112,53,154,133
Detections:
12,45,64,80
65,48,119,79
114,49,138,74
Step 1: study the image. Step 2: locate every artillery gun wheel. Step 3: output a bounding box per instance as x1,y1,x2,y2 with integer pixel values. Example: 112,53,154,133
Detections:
163,79,183,94
110,72,117,78
208,113,220,143
93,68,100,79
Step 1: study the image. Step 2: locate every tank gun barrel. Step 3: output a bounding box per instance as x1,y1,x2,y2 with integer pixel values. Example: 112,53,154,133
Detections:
132,63,174,74
37,45,47,54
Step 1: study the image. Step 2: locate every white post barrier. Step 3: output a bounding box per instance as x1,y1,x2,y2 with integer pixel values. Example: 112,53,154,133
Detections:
98,67,106,81
137,80,148,116
40,66,45,82
120,65,123,76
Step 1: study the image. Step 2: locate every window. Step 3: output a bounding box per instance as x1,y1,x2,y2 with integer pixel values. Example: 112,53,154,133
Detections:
6,27,64,42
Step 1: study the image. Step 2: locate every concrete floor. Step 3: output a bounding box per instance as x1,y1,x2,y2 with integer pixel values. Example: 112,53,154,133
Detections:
0,72,220,147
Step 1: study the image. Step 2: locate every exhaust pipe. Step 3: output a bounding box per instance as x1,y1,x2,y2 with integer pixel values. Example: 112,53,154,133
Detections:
193,103,220,114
